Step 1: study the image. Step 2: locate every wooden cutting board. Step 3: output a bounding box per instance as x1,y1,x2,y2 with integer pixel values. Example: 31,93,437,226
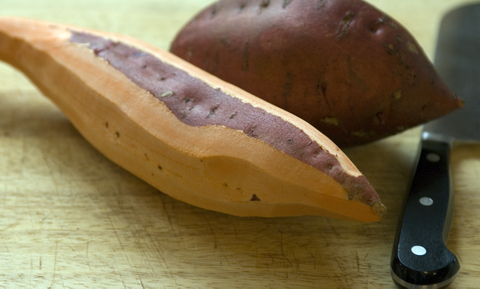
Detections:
1,0,478,288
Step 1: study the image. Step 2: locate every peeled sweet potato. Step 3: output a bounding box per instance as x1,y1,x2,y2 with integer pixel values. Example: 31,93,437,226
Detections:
0,16,385,221
170,0,464,147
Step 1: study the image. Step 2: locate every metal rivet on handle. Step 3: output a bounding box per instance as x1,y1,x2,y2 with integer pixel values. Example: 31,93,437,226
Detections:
426,153,441,162
419,197,434,206
411,246,427,256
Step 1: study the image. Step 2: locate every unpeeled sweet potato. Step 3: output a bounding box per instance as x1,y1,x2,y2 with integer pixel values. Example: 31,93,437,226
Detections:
170,0,463,147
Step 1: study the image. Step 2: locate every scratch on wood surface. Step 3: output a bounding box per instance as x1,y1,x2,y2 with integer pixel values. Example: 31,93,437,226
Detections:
40,211,50,223
2,222,19,230
334,255,354,287
297,244,315,270
107,214,129,288
85,240,93,271
291,249,301,276
1,182,5,206
278,230,293,267
334,256,345,273
161,198,177,238
204,213,232,266
2,236,19,274
327,219,341,240
203,214,219,250
48,241,58,289
129,224,164,289
120,278,127,289
143,228,179,288
355,251,360,273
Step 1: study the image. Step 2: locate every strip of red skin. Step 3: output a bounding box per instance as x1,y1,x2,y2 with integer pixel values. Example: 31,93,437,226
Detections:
69,31,379,206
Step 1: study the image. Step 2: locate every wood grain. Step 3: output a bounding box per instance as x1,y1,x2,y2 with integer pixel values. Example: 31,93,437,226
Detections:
0,0,478,288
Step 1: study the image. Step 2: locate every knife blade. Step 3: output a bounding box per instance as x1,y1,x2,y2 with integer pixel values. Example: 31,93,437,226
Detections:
390,3,480,289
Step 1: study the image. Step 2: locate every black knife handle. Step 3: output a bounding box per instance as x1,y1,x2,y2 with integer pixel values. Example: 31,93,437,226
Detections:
391,137,460,289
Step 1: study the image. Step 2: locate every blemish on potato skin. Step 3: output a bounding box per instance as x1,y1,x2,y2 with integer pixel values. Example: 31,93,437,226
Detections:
259,0,270,11
337,12,355,41
220,36,229,46
315,79,328,97
207,105,219,118
351,131,375,138
316,0,326,9
346,56,368,92
210,3,219,18
250,194,261,201
421,104,428,114
369,16,387,33
347,192,354,200
282,72,294,105
242,41,249,71
374,112,385,125
186,45,193,61
389,21,398,29
246,125,257,137
283,0,294,8
239,1,248,11
209,47,220,73
393,89,402,100
406,41,419,54
322,116,340,126
161,91,174,97
383,43,395,55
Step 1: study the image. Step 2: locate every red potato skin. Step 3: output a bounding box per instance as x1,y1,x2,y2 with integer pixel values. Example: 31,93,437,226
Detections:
170,0,464,147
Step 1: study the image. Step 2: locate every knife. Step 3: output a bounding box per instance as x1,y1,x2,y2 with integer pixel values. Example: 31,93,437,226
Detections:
390,3,480,289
